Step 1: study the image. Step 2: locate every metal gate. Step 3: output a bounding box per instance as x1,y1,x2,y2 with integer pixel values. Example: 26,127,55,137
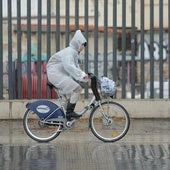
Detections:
0,0,170,99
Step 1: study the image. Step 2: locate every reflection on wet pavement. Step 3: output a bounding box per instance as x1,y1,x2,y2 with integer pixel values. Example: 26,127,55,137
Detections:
0,119,170,170
0,143,170,170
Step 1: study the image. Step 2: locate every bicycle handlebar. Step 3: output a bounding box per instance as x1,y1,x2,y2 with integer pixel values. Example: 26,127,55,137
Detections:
88,72,96,79
88,73,101,101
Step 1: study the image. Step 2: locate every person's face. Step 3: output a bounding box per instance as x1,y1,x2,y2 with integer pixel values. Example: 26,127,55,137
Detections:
79,42,87,52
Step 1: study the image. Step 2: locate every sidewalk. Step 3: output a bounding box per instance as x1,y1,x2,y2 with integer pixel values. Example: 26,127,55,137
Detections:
0,118,170,144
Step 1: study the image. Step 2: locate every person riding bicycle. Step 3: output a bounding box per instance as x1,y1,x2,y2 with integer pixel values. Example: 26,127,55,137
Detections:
46,30,88,120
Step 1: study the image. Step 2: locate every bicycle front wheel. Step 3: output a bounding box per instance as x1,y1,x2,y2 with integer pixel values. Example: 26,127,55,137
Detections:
23,109,61,142
89,101,130,142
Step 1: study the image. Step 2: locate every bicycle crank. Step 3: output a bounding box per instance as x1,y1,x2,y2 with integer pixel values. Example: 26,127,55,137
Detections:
66,119,76,129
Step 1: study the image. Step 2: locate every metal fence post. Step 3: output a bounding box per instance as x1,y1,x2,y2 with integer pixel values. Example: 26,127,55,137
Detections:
27,0,32,99
140,0,145,99
168,0,170,98
131,0,136,99
37,0,42,99
75,0,79,30
16,0,22,99
104,0,108,77
65,0,70,46
94,0,98,77
56,0,60,52
121,0,126,98
0,0,3,99
150,0,154,98
8,0,13,99
159,0,164,98
84,0,89,99
46,0,51,98
112,0,117,82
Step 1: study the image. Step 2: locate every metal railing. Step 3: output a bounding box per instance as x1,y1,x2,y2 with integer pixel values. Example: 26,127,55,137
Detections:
0,0,170,99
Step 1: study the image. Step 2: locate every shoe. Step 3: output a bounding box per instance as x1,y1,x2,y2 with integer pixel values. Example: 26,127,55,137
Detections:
66,102,81,119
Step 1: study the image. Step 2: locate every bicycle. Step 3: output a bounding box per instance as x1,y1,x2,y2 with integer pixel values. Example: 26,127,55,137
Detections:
23,73,130,142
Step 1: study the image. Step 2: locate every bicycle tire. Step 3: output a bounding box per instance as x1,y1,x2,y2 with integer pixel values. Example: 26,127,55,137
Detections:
23,109,61,142
89,101,130,142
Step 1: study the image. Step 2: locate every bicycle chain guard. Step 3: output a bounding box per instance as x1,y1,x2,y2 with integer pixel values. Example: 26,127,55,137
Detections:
26,100,65,120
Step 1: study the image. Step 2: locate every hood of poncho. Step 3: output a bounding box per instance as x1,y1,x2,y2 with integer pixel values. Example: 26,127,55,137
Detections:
69,30,87,52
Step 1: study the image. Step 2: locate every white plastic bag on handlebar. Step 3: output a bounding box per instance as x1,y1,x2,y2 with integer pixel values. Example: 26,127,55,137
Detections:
100,76,116,96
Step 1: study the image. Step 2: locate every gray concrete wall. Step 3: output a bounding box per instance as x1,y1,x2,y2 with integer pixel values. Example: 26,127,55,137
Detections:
0,99,170,119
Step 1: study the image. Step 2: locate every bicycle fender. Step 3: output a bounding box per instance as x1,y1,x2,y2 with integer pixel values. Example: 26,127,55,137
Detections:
26,100,65,119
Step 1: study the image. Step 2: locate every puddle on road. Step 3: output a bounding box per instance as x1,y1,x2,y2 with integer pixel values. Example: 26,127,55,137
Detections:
0,143,169,170
0,144,57,170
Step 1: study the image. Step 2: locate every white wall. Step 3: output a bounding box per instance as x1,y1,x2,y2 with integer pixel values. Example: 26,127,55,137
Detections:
2,0,47,17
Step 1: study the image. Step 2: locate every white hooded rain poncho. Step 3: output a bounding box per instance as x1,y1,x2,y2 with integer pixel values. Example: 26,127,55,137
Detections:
47,30,87,96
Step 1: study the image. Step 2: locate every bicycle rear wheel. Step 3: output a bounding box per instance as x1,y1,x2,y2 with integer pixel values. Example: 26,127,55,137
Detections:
23,109,61,142
89,101,130,142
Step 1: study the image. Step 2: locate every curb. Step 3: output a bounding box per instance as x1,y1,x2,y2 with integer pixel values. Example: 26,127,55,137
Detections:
0,99,170,119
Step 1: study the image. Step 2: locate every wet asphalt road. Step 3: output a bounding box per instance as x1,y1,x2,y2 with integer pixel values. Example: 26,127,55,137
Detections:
0,119,170,170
